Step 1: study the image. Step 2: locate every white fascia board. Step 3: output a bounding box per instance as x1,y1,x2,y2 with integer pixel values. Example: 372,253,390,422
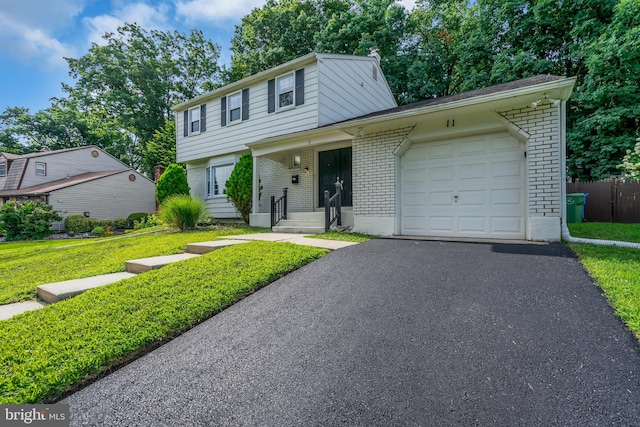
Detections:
172,52,318,112
248,129,352,157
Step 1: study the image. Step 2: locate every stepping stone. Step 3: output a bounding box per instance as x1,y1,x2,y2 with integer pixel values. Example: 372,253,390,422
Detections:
0,301,48,321
125,253,200,274
37,272,136,304
186,239,248,254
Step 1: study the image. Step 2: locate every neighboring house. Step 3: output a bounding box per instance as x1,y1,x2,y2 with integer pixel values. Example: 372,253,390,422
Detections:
0,146,155,230
174,52,576,241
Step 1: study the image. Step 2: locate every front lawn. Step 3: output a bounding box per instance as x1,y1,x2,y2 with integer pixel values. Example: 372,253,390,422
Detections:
567,223,640,339
0,226,265,304
309,230,373,242
0,241,327,404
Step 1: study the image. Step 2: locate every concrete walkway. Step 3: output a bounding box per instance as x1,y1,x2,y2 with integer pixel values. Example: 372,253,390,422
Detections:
0,233,357,320
63,239,640,425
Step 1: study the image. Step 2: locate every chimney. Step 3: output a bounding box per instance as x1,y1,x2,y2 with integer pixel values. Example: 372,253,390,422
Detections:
368,46,381,63
154,164,165,182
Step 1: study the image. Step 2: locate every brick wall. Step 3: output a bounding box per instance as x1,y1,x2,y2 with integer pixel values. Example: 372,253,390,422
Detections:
352,127,414,217
257,149,315,213
498,104,560,218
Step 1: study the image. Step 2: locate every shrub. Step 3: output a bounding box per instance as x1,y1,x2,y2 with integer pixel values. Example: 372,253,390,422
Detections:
155,163,190,204
225,153,256,224
112,217,129,229
158,195,206,231
134,214,162,230
91,226,106,236
0,201,62,241
64,215,94,233
95,219,113,228
127,212,149,227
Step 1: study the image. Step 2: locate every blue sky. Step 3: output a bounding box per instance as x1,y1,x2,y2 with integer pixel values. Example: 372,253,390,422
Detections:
0,0,415,114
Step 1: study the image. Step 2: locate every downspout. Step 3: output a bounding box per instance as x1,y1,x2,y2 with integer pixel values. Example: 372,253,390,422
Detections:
559,99,640,249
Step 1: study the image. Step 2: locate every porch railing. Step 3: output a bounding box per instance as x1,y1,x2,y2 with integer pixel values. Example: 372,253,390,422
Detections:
270,187,288,228
324,180,342,232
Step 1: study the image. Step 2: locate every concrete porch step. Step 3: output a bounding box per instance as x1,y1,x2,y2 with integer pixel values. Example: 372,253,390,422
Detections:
186,239,248,254
272,220,325,234
37,272,137,304
125,253,201,274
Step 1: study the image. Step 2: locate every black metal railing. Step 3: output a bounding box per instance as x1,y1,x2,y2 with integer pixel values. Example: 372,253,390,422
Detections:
270,188,288,228
324,180,342,232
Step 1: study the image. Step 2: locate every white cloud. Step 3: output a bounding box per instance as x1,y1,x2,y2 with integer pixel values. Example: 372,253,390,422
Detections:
175,0,266,23
0,8,78,68
83,2,171,45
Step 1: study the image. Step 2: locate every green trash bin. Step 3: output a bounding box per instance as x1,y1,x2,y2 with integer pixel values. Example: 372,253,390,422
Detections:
566,193,585,223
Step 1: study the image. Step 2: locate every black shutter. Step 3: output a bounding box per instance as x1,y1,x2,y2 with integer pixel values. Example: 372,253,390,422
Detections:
183,110,188,137
200,104,206,132
242,88,249,121
220,97,227,127
267,79,275,113
295,68,305,106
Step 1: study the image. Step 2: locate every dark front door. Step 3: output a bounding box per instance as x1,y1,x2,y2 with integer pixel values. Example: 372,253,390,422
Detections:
319,147,352,207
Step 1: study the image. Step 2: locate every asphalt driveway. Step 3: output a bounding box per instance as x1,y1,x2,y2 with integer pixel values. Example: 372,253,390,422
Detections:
63,239,640,426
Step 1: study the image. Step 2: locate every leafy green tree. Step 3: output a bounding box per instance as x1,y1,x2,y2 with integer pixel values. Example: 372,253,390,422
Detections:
144,118,177,174
225,154,255,224
64,24,221,176
155,163,190,204
568,0,640,179
0,201,62,241
618,138,640,179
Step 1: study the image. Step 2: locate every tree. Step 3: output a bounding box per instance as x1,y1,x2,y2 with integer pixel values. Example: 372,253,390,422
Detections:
63,24,221,176
145,118,177,172
618,138,640,179
225,154,255,224
0,201,62,241
155,164,190,204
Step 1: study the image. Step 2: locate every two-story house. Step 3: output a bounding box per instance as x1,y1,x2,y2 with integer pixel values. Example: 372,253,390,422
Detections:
0,146,156,230
174,52,576,241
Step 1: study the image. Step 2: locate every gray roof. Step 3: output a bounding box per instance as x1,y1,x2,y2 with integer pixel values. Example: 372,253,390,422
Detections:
0,170,129,197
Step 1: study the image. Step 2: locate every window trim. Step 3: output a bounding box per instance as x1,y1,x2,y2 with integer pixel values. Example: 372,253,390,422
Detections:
206,163,235,198
0,161,6,177
268,68,304,114
276,72,295,111
35,162,46,176
188,106,201,135
227,91,243,125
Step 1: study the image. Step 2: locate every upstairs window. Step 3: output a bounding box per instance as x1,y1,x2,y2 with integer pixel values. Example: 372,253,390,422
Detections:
35,162,46,176
0,161,6,177
268,68,304,113
183,104,207,137
221,89,249,127
206,164,234,198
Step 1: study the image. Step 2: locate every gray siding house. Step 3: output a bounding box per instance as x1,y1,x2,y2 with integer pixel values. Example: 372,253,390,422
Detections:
0,146,155,230
175,52,576,241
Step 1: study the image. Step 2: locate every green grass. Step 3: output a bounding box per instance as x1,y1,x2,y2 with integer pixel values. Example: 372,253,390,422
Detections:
309,230,373,242
568,222,640,243
0,241,327,404
568,222,640,339
0,226,266,304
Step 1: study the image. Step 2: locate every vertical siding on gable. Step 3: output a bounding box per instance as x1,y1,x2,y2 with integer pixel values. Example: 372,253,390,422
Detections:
20,149,129,189
49,172,156,226
177,63,320,164
317,57,397,127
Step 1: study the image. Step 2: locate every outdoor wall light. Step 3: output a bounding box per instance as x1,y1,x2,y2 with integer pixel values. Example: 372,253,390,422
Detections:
304,167,310,175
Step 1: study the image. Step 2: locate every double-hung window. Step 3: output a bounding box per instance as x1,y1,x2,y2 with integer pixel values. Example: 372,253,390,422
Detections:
268,68,304,113
221,89,249,126
0,161,6,177
183,104,206,137
277,73,294,109
206,164,234,198
35,162,46,176
228,92,242,123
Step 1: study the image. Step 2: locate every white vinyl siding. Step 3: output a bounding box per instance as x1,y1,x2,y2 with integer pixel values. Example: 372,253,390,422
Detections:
188,156,240,219
317,56,397,127
20,147,126,188
48,171,155,230
176,62,319,163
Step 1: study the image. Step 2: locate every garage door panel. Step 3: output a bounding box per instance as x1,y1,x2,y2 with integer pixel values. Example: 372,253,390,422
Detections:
400,132,525,239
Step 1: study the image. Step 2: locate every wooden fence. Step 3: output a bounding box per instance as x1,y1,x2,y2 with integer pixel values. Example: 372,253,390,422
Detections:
567,180,640,223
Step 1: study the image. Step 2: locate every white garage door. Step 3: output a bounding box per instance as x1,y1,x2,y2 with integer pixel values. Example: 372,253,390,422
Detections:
400,132,525,239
